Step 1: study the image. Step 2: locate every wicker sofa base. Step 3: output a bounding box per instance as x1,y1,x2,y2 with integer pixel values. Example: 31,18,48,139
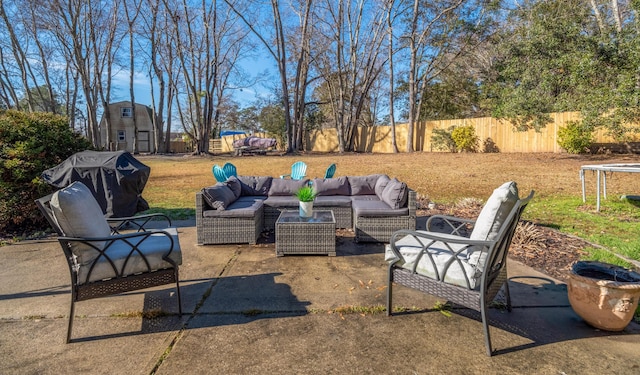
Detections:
196,193,264,245
354,216,416,243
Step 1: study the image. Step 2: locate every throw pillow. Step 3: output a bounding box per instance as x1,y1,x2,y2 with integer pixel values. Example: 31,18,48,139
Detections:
201,184,237,210
381,178,408,209
268,178,309,196
238,176,273,196
348,174,383,195
225,176,242,199
374,174,391,198
311,176,350,196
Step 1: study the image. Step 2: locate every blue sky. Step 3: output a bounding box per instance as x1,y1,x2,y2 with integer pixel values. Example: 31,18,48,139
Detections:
111,58,275,109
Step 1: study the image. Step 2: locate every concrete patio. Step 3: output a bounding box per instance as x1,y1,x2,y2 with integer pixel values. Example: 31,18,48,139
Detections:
1,221,639,374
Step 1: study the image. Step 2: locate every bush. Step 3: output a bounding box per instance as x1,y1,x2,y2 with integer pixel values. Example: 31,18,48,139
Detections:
557,121,593,154
430,126,457,152
451,125,479,152
0,110,91,234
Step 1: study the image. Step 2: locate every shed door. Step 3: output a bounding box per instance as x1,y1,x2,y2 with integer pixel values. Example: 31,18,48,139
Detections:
138,131,150,153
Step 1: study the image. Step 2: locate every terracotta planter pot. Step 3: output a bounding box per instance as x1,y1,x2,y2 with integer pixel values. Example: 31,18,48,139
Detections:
299,201,313,218
568,261,640,331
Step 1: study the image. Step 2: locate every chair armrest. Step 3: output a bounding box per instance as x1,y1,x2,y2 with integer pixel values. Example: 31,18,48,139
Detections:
389,229,492,265
425,215,475,236
389,229,494,288
59,229,178,265
107,213,172,234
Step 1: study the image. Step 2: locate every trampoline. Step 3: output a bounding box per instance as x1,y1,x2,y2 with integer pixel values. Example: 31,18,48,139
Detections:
580,163,640,211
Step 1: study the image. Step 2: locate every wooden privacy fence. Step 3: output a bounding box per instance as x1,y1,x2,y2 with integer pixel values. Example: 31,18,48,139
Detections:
213,112,639,154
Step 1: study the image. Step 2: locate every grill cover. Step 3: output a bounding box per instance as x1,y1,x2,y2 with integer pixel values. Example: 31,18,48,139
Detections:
42,151,150,217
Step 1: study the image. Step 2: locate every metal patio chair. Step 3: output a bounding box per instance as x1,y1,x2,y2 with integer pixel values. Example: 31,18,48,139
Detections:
386,182,534,356
35,181,182,343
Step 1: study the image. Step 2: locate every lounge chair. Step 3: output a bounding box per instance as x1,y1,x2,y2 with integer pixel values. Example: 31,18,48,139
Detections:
386,182,533,356
35,181,182,343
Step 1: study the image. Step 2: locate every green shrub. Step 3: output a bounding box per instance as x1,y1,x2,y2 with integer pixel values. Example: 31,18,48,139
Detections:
557,121,593,154
451,125,479,152
0,110,91,234
430,126,457,152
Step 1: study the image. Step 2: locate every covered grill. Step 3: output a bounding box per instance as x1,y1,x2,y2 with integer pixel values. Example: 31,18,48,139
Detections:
41,151,150,217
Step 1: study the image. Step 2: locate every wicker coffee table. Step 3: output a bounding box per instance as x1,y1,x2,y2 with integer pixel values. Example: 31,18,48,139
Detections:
275,210,336,256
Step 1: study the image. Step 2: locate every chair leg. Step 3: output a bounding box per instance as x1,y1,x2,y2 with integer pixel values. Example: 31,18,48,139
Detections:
66,299,75,344
480,301,493,356
504,280,512,312
386,266,394,316
175,270,182,316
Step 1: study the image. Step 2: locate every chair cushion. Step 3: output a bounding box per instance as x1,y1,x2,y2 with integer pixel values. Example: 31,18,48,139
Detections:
268,178,309,196
203,198,264,218
470,181,519,242
201,184,237,210
380,178,408,209
238,176,273,196
348,174,383,195
50,181,111,265
78,227,182,284
311,176,350,196
385,231,482,289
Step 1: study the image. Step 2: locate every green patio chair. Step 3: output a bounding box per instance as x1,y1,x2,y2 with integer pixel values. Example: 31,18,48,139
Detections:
223,162,237,178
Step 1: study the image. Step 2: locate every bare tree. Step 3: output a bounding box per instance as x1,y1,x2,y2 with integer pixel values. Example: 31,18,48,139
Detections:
312,0,387,152
41,0,123,148
402,0,493,152
124,0,142,153
162,0,250,154
224,0,314,153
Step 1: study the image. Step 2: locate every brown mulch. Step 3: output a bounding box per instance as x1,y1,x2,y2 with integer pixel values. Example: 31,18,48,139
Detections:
418,201,595,282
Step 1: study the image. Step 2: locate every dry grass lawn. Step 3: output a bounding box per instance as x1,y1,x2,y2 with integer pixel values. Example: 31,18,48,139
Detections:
140,152,640,209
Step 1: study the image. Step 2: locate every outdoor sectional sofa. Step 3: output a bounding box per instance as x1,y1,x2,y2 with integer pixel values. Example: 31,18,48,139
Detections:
196,174,416,245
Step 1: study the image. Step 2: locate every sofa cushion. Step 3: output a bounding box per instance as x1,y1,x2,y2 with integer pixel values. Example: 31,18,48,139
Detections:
225,176,242,199
268,178,309,196
238,176,272,196
375,174,391,197
351,195,380,202
203,198,264,218
263,196,300,207
311,176,350,196
201,184,237,210
314,195,353,207
352,199,409,217
78,227,182,284
384,231,481,289
348,174,383,195
50,181,112,266
470,181,519,242
380,178,408,209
